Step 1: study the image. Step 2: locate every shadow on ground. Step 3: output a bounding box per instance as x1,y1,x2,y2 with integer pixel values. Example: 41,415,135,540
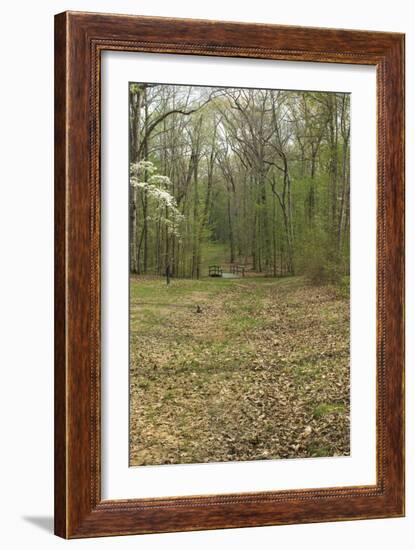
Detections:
22,516,53,533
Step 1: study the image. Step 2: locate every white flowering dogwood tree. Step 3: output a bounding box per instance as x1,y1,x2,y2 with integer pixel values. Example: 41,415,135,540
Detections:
130,160,184,281
130,160,184,238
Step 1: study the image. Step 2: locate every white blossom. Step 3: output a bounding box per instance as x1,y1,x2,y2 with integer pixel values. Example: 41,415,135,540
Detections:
130,161,183,238
149,174,172,187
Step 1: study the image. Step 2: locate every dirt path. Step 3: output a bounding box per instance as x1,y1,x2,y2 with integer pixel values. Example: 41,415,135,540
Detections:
129,276,350,466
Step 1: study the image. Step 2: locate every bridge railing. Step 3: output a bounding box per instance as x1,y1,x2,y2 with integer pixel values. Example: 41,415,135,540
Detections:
229,264,245,277
208,265,223,277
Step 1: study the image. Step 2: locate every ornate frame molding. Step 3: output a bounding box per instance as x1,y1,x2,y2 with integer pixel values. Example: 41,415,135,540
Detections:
55,11,404,538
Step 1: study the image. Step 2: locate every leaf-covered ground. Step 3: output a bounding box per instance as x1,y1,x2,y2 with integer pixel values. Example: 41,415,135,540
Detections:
129,275,350,466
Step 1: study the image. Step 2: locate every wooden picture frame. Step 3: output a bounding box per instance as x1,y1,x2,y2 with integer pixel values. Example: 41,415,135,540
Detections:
54,11,405,538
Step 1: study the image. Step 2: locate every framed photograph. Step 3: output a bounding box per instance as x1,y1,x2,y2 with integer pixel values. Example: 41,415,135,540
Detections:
54,11,405,538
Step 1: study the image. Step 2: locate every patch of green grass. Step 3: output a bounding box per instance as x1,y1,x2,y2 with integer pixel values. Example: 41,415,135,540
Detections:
131,307,164,325
307,442,333,457
337,275,350,299
290,359,325,383
292,365,317,381
200,242,230,274
312,403,346,418
225,315,263,334
130,275,245,304
162,390,176,402
264,275,303,290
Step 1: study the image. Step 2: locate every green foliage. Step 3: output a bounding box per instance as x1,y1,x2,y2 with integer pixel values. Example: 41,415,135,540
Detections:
306,256,345,286
313,403,346,418
307,443,334,458
129,85,350,284
336,276,351,299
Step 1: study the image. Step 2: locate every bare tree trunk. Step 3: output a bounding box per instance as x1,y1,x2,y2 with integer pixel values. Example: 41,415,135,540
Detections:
328,95,339,250
252,214,257,271
129,86,142,273
130,188,137,273
191,119,202,279
227,194,235,264
142,90,149,273
337,96,350,256
272,192,277,277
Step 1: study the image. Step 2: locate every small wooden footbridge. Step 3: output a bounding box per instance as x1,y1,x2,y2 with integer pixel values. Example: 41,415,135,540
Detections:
208,264,246,279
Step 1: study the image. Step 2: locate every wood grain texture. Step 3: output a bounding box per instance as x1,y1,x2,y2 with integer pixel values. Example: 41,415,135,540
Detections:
54,11,405,538
54,11,68,539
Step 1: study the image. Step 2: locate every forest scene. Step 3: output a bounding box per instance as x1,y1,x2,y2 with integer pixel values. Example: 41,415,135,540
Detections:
129,83,350,466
